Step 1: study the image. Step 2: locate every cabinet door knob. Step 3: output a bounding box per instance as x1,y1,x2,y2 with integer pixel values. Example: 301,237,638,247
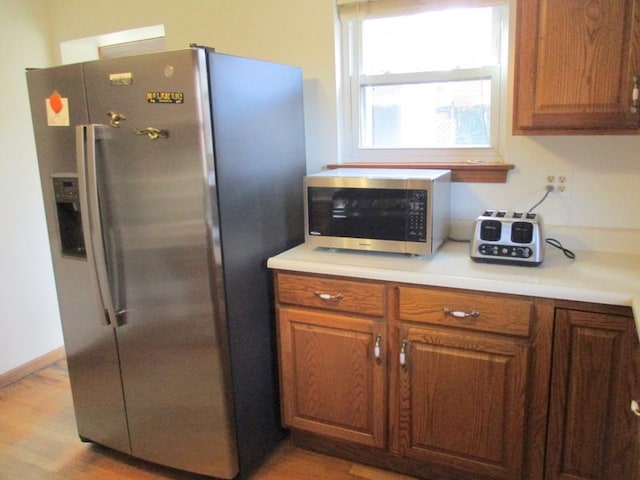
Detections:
631,400,640,416
374,334,382,363
400,340,408,367
443,307,480,319
314,291,344,301
632,75,639,113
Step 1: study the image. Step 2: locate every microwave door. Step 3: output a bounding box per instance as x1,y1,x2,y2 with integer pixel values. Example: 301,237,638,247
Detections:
306,186,427,254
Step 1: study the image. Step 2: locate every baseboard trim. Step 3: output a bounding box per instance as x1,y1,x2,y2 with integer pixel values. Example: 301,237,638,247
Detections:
0,346,66,389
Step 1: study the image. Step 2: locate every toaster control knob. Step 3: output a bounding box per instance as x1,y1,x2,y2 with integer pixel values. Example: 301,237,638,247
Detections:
517,247,531,258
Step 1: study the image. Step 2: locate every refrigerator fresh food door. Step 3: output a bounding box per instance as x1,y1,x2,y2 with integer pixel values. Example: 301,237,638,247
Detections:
79,49,238,478
26,64,130,454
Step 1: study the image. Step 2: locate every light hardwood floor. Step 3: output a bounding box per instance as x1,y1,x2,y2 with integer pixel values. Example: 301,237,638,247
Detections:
0,360,418,480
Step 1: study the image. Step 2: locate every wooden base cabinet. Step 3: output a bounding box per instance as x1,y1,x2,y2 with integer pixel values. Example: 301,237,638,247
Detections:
277,306,386,448
395,324,529,478
273,271,639,480
275,273,387,449
545,307,640,480
394,286,543,480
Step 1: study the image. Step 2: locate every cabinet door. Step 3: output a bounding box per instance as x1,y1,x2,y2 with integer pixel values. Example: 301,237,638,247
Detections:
396,325,529,480
513,0,640,134
546,309,639,480
277,306,386,448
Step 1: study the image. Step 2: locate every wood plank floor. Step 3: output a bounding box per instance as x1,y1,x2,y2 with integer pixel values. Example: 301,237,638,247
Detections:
0,360,418,480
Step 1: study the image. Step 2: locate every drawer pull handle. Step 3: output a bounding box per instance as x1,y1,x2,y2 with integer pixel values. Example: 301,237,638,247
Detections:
374,334,382,363
632,400,640,416
443,307,480,319
314,291,344,301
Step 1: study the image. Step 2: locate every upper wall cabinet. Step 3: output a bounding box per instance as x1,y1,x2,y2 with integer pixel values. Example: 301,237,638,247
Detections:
513,0,640,134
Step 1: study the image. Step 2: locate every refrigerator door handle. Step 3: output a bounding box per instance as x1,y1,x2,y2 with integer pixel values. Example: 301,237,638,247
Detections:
76,124,119,327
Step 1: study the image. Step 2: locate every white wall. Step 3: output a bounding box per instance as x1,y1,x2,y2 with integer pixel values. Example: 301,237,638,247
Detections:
46,0,340,177
453,2,640,250
0,0,64,374
37,0,640,240
39,0,640,242
2,0,640,374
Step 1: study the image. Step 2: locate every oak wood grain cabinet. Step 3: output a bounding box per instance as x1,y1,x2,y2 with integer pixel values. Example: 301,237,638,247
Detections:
272,270,639,480
545,305,640,480
275,272,387,448
513,0,640,134
393,286,551,480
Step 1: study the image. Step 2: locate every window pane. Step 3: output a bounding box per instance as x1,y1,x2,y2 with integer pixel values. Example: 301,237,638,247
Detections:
362,8,496,75
361,79,491,149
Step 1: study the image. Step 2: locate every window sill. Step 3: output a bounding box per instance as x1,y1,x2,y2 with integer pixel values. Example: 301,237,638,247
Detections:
324,162,514,183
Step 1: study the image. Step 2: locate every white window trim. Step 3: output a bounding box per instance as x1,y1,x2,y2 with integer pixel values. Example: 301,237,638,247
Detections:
338,1,509,164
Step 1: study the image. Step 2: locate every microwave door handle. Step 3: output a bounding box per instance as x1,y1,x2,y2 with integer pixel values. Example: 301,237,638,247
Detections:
76,124,117,327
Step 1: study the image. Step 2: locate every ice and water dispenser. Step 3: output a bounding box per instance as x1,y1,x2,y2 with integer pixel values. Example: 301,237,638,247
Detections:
52,175,86,258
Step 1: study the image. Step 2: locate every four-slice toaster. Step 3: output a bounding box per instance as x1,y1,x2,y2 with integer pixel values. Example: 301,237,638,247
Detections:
470,210,544,266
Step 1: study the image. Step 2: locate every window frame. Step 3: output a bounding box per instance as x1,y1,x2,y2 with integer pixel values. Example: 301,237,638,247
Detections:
338,2,508,164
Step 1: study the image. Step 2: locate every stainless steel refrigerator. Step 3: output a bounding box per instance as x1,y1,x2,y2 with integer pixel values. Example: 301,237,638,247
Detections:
26,46,305,479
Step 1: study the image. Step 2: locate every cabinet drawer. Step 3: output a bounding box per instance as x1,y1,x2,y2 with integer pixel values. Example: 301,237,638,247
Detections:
398,286,532,337
276,273,385,316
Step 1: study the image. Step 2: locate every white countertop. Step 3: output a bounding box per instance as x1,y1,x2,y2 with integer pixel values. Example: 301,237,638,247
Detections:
268,240,640,310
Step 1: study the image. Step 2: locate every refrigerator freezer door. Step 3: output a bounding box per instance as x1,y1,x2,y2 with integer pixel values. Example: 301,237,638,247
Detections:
80,50,238,478
26,65,130,454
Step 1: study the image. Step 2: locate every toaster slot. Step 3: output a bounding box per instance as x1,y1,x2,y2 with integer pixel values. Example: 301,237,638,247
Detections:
480,219,502,241
511,222,534,244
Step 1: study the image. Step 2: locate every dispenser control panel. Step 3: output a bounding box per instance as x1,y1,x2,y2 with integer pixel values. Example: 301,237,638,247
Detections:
53,176,80,203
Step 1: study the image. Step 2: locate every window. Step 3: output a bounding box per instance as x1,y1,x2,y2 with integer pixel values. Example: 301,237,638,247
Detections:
338,0,507,163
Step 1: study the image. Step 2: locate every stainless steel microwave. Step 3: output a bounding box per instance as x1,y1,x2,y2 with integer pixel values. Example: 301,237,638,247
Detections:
304,168,451,255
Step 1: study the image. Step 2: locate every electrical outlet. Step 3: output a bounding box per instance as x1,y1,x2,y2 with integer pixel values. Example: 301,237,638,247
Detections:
545,171,572,196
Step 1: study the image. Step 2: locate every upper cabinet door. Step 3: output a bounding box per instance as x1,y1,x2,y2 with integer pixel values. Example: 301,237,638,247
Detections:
513,0,640,134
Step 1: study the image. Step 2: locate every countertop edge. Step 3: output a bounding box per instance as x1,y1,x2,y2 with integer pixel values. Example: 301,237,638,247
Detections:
268,242,640,343
267,256,633,307
267,243,639,308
